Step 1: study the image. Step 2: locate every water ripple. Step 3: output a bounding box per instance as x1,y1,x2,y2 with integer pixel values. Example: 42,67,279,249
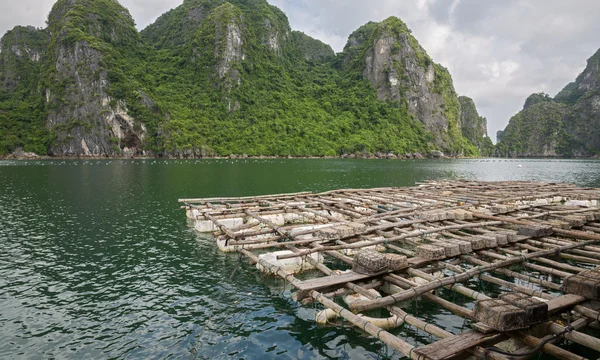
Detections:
1,159,599,359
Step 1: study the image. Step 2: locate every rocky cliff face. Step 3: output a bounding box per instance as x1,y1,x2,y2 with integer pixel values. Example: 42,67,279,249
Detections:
43,0,150,156
1,0,484,158
497,48,600,157
341,18,465,152
0,26,48,92
496,94,568,157
459,96,489,150
555,49,600,152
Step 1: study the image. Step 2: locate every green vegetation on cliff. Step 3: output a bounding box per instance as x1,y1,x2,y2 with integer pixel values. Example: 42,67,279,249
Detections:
143,7,434,156
459,96,494,156
496,97,569,157
337,16,479,156
0,26,50,155
0,0,489,157
498,48,600,157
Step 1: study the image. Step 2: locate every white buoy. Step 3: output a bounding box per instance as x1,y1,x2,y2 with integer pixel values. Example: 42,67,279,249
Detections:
518,164,523,168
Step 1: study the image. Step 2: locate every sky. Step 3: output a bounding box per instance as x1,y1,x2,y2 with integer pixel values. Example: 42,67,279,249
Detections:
2,0,600,141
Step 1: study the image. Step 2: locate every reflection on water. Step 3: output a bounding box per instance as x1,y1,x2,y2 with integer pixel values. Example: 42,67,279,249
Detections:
1,159,599,359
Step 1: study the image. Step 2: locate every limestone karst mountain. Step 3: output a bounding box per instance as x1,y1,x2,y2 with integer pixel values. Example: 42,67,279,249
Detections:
497,48,600,157
0,0,489,157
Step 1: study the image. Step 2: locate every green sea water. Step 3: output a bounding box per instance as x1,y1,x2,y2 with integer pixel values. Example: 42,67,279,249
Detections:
1,158,599,359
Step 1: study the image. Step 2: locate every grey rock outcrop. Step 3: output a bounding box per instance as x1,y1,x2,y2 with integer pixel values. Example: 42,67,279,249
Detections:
459,96,489,151
342,17,462,151
498,48,600,157
44,0,149,157
214,14,244,81
0,26,48,91
555,49,600,152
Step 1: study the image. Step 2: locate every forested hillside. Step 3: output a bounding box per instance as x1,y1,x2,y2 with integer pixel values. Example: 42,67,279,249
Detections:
0,0,489,158
497,48,600,157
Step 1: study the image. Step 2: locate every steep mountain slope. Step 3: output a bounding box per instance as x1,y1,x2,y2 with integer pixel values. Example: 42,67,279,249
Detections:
459,96,494,155
139,3,437,157
42,0,157,156
0,0,488,158
497,49,600,157
556,48,600,152
0,26,49,154
338,18,475,154
496,93,569,157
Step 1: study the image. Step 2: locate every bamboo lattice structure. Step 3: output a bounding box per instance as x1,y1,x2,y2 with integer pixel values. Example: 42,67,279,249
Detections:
180,181,600,359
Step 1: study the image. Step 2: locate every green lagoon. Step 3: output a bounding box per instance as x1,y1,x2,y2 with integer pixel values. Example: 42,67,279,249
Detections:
1,158,600,359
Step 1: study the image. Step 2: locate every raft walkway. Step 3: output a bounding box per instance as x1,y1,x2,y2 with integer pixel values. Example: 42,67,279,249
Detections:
180,181,600,359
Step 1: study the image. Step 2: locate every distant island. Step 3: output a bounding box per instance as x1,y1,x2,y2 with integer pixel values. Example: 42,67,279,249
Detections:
0,0,494,159
495,48,600,158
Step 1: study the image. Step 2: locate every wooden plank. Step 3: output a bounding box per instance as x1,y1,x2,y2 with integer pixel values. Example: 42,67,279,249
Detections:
413,330,495,360
471,322,496,334
547,294,586,314
408,256,431,267
295,271,388,292
178,191,313,203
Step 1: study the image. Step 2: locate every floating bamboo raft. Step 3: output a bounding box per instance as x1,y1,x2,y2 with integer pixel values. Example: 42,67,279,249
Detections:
180,181,600,359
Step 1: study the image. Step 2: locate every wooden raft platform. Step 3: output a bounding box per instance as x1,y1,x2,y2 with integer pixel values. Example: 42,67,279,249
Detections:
180,181,600,359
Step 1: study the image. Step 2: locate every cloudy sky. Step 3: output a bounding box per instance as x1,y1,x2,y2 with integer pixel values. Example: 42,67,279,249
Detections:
2,0,600,140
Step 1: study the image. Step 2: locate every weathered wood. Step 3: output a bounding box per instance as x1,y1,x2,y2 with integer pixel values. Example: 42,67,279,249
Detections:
474,299,530,331
351,239,597,313
416,244,447,260
474,212,600,242
352,250,408,274
182,181,600,360
413,331,495,360
276,221,505,259
499,292,548,324
563,267,600,300
547,294,587,314
179,191,313,203
295,271,389,293
518,224,554,237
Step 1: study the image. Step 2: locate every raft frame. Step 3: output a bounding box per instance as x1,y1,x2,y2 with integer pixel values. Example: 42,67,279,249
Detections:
180,181,600,359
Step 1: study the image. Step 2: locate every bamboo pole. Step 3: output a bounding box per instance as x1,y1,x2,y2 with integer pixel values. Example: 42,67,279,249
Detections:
464,256,600,324
491,249,578,278
529,239,600,261
436,264,599,357
349,240,597,313
387,266,585,360
245,210,289,238
311,243,514,360
465,254,561,291
472,212,600,242
204,213,237,239
237,249,419,358
179,191,313,203
516,242,600,266
276,220,505,259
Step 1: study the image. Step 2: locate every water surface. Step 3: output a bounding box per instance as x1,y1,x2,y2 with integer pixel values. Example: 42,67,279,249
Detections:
1,158,599,359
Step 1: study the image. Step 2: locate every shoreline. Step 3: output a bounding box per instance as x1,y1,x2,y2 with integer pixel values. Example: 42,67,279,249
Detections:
2,154,599,161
